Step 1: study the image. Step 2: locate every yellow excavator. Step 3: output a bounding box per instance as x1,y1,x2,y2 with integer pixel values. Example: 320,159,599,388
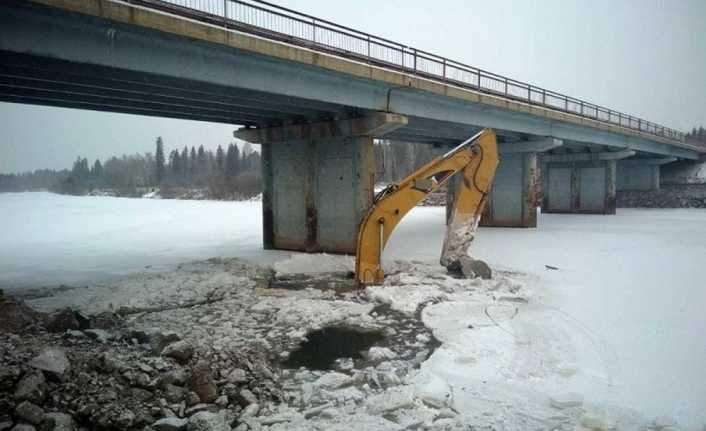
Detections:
355,128,499,285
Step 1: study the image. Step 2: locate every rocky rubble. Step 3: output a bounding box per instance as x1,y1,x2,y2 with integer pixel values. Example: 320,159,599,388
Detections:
1,257,670,430
617,184,706,208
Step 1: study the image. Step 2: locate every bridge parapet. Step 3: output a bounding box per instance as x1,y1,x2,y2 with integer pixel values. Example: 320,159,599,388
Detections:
126,0,685,143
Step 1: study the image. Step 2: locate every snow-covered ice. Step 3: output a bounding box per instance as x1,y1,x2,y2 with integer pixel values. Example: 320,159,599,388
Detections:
1,191,706,428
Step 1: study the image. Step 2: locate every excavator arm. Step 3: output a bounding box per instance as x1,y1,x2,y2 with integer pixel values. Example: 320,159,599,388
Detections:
355,129,499,285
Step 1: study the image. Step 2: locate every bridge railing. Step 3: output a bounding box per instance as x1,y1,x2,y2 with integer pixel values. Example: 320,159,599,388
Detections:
128,0,685,142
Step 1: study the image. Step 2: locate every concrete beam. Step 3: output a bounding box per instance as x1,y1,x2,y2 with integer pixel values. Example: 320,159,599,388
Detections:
540,149,635,163
499,138,563,154
235,113,407,144
620,156,676,166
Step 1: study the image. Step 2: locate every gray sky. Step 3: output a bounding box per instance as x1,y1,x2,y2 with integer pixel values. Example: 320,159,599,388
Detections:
2,0,704,173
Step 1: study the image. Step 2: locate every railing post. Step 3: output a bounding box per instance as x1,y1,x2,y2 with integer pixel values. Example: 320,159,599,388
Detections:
504,78,508,95
413,49,417,72
477,70,481,88
542,89,546,105
223,0,227,27
564,97,568,111
312,18,316,44
580,101,584,115
527,84,531,101
367,35,371,62
442,58,446,80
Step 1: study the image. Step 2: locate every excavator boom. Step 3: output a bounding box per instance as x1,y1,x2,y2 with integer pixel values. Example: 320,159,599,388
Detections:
355,129,499,285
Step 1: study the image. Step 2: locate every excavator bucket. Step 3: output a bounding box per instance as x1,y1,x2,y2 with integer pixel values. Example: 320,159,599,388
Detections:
355,129,499,285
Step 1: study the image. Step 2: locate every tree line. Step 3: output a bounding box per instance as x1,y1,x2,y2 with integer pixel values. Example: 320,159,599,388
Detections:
686,126,706,146
1,139,436,196
0,138,262,199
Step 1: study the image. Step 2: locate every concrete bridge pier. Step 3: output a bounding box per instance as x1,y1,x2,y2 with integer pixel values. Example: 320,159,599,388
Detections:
617,157,676,191
479,138,563,227
541,149,634,214
236,113,407,254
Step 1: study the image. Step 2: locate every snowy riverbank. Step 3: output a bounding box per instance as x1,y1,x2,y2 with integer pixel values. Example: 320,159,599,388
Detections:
1,192,705,429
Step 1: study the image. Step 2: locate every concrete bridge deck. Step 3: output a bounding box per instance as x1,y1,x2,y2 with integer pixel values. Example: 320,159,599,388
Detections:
1,0,703,252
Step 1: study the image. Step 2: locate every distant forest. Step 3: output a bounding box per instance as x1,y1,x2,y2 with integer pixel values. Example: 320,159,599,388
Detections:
0,138,262,199
0,134,444,199
686,126,706,146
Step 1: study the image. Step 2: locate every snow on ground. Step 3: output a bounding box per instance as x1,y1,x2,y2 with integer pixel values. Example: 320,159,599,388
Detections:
2,192,706,429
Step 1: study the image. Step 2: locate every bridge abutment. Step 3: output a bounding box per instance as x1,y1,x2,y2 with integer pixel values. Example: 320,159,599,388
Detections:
238,113,407,253
541,149,633,214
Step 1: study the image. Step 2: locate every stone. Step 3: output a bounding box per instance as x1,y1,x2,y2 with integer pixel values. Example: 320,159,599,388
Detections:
97,389,118,403
84,329,111,343
0,367,20,391
130,388,154,402
28,348,70,380
162,341,194,363
365,347,396,362
165,384,185,404
237,389,258,407
183,404,214,417
62,330,86,340
186,411,230,431
115,410,136,429
0,297,40,333
185,392,201,407
459,256,492,280
44,309,80,333
153,417,188,431
240,403,259,419
549,393,584,409
214,396,228,408
160,370,189,388
15,402,44,426
41,413,76,431
131,328,181,355
225,369,247,384
14,371,46,403
190,362,217,404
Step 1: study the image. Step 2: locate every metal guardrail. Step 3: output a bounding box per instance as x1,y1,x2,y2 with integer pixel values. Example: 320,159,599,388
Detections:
126,0,685,142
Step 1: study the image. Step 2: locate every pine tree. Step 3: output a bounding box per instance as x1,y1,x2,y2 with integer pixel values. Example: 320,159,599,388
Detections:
155,137,165,185
216,145,225,174
190,146,197,179
197,145,208,177
225,143,240,177
698,127,705,143
169,150,181,182
180,146,189,180
91,159,103,179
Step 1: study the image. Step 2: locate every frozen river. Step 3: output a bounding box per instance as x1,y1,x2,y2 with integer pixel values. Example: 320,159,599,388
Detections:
1,191,705,428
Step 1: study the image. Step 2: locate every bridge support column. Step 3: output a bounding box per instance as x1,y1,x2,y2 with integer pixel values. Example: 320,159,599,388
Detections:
618,157,676,191
541,149,634,214
478,138,562,227
236,113,407,253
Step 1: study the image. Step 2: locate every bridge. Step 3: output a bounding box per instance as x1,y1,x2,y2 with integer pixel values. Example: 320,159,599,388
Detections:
2,0,704,253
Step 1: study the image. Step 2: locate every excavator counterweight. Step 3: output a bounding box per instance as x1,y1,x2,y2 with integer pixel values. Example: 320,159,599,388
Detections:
355,129,499,285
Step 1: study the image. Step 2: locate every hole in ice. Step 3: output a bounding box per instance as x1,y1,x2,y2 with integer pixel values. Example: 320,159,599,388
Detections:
283,326,385,370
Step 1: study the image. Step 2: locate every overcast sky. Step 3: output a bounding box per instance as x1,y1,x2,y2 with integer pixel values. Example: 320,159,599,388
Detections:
2,0,705,173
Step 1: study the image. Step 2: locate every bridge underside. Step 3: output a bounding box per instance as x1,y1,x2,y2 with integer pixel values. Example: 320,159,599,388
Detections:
1,0,702,253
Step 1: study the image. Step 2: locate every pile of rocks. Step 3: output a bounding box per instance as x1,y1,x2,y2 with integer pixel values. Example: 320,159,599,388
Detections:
0,291,280,431
617,184,706,208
